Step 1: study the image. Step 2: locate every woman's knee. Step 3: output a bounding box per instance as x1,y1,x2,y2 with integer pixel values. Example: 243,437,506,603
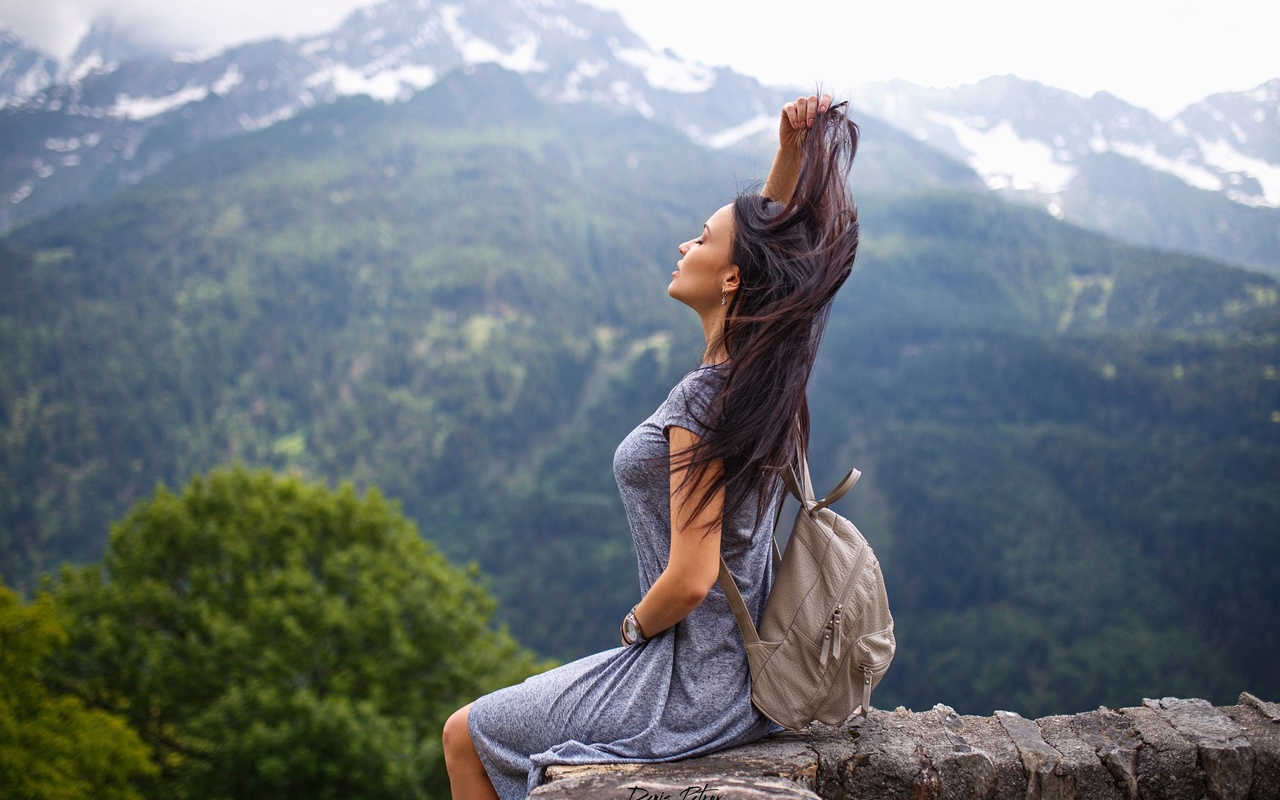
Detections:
442,703,476,762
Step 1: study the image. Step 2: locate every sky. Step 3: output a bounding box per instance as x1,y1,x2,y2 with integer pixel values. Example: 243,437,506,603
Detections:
1,0,1277,119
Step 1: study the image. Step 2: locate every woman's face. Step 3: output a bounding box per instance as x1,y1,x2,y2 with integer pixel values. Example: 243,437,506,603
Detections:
669,204,738,312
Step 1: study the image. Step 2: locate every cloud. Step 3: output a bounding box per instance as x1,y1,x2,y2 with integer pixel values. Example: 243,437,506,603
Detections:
589,0,1280,118
0,0,372,60
1,0,1276,118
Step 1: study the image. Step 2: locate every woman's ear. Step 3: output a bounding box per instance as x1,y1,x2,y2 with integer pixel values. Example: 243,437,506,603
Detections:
723,266,740,293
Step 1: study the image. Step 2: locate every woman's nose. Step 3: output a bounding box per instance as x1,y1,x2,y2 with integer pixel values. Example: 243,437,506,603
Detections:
678,241,690,255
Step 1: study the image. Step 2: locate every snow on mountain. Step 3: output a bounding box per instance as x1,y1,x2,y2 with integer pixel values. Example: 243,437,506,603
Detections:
694,112,773,149
850,76,1280,211
2,0,1276,272
610,43,714,94
1105,139,1221,192
921,113,1076,197
848,76,1280,271
0,31,59,109
0,0,788,229
109,84,209,120
437,4,546,72
1174,79,1280,207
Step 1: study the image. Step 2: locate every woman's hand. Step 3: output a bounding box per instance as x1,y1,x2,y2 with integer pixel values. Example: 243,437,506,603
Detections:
778,93,832,152
763,93,832,203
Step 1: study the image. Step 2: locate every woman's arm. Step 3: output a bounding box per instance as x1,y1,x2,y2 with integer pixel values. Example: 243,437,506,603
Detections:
760,93,832,204
627,425,724,640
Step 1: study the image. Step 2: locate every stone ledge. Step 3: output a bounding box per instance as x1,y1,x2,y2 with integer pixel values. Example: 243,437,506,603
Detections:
534,693,1280,800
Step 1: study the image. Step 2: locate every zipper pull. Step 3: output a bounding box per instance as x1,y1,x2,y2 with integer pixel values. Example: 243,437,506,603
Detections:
859,667,873,715
831,605,843,662
819,620,833,667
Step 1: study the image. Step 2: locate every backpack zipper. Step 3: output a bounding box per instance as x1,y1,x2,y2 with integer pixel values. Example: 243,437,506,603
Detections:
819,604,842,667
818,529,872,670
835,535,872,622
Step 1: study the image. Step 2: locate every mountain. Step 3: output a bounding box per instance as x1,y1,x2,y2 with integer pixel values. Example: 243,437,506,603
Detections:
67,19,175,69
0,30,59,109
4,0,1277,279
849,76,1280,274
0,0,795,229
3,64,1277,716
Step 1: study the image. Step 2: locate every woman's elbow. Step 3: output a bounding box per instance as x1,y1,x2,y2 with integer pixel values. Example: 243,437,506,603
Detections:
675,579,712,611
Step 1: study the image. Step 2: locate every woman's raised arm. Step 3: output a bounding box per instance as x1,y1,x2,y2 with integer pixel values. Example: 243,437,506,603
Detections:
761,93,832,204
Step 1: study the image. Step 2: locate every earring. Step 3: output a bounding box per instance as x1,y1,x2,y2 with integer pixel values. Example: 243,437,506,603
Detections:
721,289,727,306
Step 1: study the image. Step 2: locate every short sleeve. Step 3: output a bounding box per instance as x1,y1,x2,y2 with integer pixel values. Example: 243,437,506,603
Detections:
657,365,725,440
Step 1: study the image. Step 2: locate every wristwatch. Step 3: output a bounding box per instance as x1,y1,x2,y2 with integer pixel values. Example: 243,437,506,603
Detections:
621,606,647,646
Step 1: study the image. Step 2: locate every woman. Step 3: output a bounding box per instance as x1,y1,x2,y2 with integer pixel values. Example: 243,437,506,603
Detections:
443,93,860,800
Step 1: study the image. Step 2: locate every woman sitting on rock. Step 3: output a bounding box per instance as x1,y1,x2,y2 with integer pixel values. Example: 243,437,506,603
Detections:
443,91,861,800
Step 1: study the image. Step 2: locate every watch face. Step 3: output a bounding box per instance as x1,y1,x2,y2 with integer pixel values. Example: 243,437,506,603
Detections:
624,614,641,643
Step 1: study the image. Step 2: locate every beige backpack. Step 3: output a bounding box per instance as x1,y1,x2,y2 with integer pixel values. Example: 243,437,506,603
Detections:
718,455,895,729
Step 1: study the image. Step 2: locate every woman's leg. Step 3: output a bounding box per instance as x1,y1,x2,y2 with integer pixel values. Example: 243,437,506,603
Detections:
443,703,500,800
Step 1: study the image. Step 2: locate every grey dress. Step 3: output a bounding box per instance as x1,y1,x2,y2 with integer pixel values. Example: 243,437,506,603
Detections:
468,365,779,800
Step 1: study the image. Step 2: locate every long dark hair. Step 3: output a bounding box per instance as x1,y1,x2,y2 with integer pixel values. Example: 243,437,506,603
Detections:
680,100,860,530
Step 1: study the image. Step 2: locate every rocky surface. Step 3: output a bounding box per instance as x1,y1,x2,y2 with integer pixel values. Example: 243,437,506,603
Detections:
534,693,1279,800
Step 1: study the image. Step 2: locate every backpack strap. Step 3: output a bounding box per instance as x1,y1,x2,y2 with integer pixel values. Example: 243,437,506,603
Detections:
718,464,792,646
719,444,858,649
813,468,860,512
717,557,761,645
782,463,811,504
783,453,860,513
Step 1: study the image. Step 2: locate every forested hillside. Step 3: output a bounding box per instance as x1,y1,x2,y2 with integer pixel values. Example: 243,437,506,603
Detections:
2,65,1277,717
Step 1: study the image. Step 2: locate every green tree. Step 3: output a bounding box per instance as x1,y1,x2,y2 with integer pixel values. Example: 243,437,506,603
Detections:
0,583,155,800
46,466,546,800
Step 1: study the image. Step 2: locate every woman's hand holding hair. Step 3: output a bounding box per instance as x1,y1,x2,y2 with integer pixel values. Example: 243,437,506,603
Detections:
779,93,831,150
763,93,831,204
